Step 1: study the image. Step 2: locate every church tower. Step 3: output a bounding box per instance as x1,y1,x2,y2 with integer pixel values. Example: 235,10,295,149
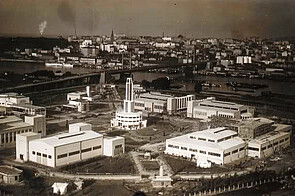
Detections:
111,29,114,42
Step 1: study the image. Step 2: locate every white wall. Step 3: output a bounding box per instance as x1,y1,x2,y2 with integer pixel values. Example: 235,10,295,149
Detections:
103,137,125,157
16,133,41,162
29,141,55,167
69,123,92,133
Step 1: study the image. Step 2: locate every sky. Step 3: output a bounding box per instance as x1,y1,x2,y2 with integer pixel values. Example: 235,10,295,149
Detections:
0,0,295,38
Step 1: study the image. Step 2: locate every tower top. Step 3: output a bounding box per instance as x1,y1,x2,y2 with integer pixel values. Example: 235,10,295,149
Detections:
111,29,114,42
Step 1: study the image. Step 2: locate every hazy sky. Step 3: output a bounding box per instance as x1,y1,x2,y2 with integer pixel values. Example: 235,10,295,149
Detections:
0,0,295,38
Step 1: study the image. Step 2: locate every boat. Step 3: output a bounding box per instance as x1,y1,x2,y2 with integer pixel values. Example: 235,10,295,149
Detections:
45,62,74,68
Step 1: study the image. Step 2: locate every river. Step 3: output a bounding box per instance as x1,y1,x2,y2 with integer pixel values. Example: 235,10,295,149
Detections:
1,62,295,96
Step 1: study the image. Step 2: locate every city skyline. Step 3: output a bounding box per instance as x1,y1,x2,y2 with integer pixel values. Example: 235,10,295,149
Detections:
1,0,295,38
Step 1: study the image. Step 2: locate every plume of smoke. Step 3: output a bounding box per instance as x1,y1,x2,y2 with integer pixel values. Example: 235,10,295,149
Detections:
39,21,47,36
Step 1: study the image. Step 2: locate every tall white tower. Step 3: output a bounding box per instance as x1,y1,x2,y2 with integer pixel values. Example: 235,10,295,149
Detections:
111,77,147,130
124,78,134,113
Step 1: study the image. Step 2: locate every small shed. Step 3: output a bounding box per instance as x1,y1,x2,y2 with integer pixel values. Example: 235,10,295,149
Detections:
52,182,69,195
0,165,22,184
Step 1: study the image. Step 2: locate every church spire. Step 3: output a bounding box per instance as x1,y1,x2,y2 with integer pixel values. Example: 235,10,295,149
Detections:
111,29,114,42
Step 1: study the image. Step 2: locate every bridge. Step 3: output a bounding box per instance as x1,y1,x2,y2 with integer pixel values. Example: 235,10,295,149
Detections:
0,62,204,94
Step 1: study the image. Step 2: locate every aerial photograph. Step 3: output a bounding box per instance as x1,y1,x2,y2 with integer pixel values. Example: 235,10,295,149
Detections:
1,0,295,195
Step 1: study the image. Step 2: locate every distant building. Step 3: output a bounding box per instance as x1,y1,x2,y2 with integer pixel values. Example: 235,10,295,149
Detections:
64,86,93,113
247,129,290,158
0,114,46,147
234,118,292,158
236,56,252,64
187,97,254,120
0,165,22,184
111,78,147,130
165,127,247,165
0,93,46,116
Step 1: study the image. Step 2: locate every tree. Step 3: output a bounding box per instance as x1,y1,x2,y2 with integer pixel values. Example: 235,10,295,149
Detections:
194,81,202,93
151,77,170,90
141,80,150,89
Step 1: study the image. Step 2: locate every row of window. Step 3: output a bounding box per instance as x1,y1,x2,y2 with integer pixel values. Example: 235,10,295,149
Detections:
194,111,207,116
32,145,101,160
134,102,144,107
117,116,140,119
260,137,289,151
57,145,101,159
218,114,234,119
1,129,32,144
199,104,239,111
217,134,238,143
115,144,123,149
168,144,222,157
32,151,52,159
118,120,141,123
189,136,216,143
224,147,245,157
154,105,164,110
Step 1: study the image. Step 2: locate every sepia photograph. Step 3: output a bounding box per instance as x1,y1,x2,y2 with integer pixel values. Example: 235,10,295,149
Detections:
0,0,295,195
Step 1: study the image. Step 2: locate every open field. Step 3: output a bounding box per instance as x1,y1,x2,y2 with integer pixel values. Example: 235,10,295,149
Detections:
60,155,135,174
141,161,160,171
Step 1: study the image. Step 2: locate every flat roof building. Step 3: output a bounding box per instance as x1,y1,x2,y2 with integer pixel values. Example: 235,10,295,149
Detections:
0,93,46,116
187,97,254,120
0,165,22,184
28,130,103,167
165,127,247,166
16,122,126,168
134,92,195,115
0,115,36,147
103,136,125,157
247,123,292,158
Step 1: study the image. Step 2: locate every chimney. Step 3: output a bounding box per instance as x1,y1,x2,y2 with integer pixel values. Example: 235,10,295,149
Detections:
86,86,90,97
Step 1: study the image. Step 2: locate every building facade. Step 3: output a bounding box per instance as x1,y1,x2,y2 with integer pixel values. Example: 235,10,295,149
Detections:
103,136,125,157
0,93,46,116
0,115,45,147
165,127,247,165
187,97,254,120
134,92,195,115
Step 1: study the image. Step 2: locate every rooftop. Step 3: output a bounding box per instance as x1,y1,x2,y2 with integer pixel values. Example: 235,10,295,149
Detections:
188,127,237,141
249,131,290,145
139,92,173,101
31,130,103,147
196,97,245,110
19,132,40,138
0,115,22,125
135,97,166,104
0,165,22,176
0,121,33,131
167,128,245,152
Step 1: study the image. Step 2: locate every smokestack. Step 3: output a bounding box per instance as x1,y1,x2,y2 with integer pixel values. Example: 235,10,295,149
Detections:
159,166,164,177
86,86,90,97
